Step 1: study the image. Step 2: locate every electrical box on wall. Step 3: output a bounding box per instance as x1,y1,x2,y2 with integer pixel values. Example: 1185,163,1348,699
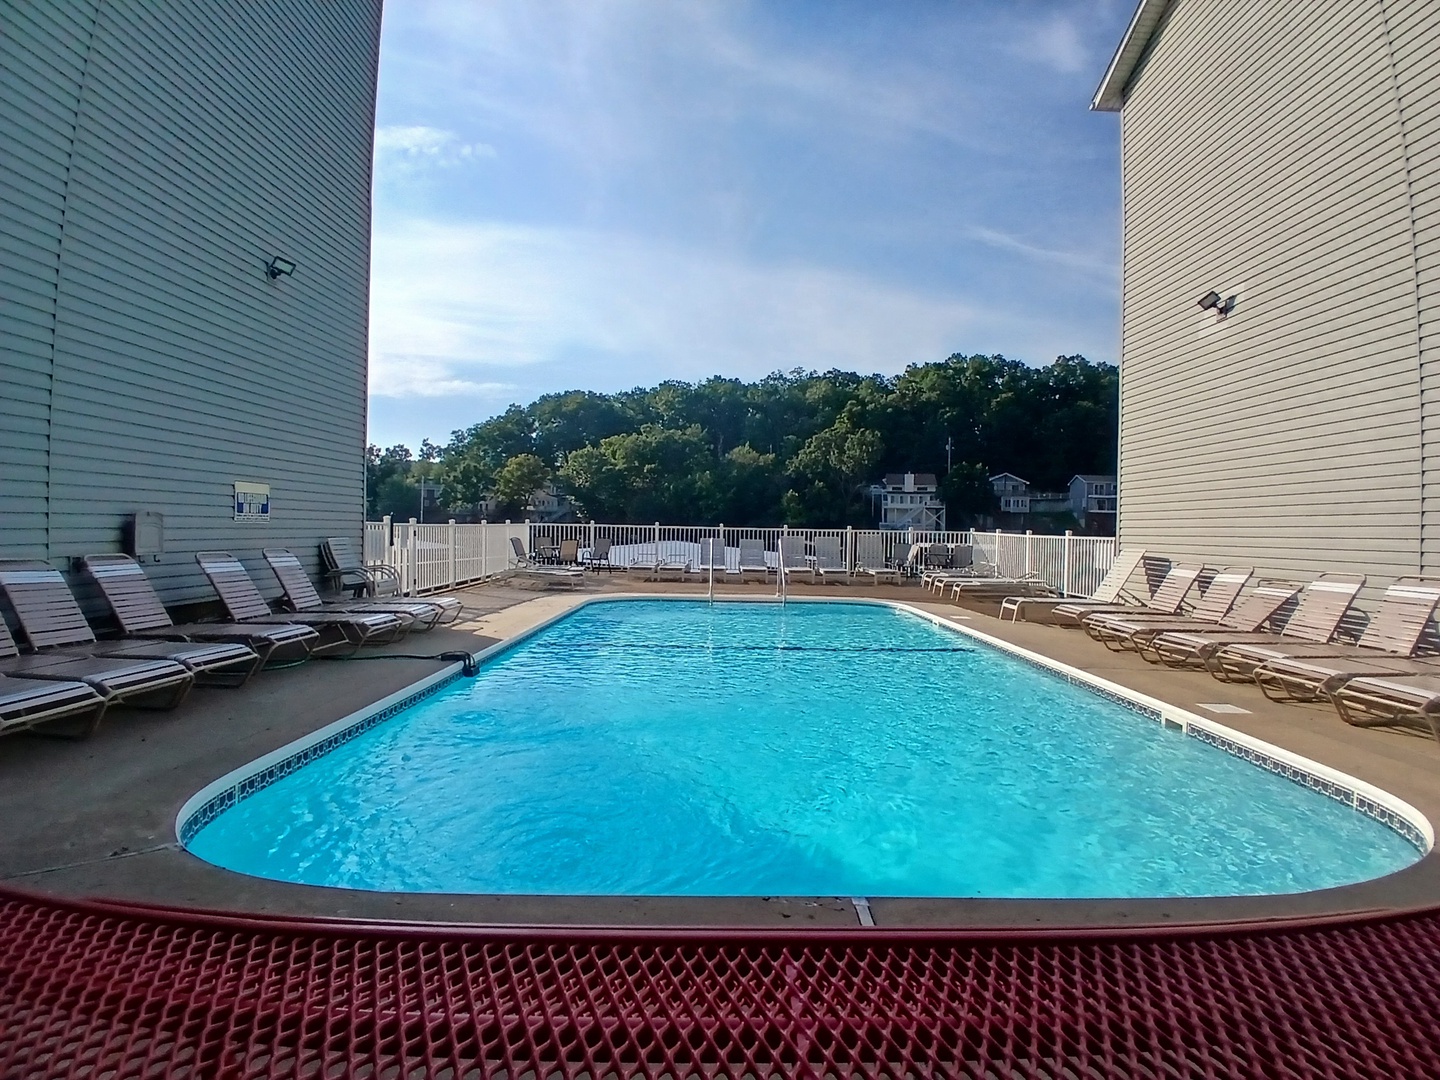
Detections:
126,510,165,562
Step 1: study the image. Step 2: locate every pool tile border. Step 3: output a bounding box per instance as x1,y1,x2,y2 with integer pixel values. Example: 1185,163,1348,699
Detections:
179,669,463,846
177,594,1433,861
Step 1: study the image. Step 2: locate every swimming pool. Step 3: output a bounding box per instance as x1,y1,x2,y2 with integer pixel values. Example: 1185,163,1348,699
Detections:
184,599,1425,898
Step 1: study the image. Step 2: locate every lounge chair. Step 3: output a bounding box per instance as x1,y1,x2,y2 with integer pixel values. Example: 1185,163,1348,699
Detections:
0,563,261,687
652,551,691,581
1112,584,1300,664
854,535,900,585
196,552,406,656
1327,673,1440,738
0,608,192,713
737,539,772,583
1243,580,1440,702
687,538,729,581
557,538,580,566
1000,548,1148,623
83,553,319,667
1146,574,1365,671
323,536,461,622
1082,567,1252,649
811,536,850,583
0,672,108,739
263,549,447,631
779,536,813,584
1047,561,1203,626
322,536,403,599
584,537,617,572
923,543,951,570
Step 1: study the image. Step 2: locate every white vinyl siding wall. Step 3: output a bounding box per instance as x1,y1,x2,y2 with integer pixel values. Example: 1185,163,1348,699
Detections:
1116,0,1435,588
0,0,381,604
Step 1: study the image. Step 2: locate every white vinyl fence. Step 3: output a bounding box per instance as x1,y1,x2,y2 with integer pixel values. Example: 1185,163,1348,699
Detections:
363,517,1116,598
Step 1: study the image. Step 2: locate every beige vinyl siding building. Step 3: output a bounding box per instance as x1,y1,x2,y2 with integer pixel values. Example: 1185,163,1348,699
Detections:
1094,0,1440,588
0,0,381,605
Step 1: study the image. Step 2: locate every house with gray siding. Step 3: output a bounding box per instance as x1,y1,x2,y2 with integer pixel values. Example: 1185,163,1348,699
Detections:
0,0,381,606
1093,0,1440,588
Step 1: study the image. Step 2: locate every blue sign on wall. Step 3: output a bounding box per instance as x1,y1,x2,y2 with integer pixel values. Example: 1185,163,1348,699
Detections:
234,481,270,521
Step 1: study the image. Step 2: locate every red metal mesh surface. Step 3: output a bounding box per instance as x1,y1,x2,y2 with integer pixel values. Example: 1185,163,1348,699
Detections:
4,888,1440,1079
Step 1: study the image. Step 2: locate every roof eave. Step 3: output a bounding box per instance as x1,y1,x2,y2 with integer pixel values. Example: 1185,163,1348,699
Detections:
1091,0,1173,112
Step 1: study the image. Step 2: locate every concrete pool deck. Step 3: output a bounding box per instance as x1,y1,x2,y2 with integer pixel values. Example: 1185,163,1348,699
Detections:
3,575,1439,929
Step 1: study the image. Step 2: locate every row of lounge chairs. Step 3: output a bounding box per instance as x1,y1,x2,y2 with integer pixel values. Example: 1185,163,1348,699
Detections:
1000,550,1440,740
0,546,461,740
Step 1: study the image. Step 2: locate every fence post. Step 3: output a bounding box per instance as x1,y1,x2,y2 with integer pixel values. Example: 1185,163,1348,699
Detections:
1025,530,1033,577
719,523,725,572
846,525,854,572
995,528,1002,575
448,519,457,588
381,515,392,569
654,521,661,562
407,518,419,596
481,519,488,578
1063,530,1073,597
590,519,596,559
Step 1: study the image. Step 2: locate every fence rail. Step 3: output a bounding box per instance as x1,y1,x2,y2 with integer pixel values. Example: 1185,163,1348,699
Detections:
363,518,1116,598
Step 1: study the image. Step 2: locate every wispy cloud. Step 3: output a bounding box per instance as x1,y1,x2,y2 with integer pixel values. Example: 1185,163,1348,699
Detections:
369,220,996,399
968,226,1118,279
374,125,496,173
1013,14,1090,75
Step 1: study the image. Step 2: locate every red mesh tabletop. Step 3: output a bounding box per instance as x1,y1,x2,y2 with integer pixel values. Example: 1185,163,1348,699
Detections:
4,885,1440,1079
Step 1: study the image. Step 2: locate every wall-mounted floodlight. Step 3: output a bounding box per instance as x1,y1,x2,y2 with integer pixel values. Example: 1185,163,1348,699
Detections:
266,256,296,280
1197,289,1234,318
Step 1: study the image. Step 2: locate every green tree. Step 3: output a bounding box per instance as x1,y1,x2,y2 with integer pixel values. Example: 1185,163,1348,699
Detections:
492,453,552,516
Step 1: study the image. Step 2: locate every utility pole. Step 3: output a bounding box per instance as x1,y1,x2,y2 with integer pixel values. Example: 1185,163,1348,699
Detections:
945,437,953,473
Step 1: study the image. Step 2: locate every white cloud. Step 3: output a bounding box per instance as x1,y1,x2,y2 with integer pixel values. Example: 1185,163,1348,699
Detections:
374,125,496,174
368,220,1011,399
969,226,1118,279
1014,15,1089,75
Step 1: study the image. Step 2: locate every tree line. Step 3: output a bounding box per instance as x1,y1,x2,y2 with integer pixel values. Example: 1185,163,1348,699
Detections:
366,353,1118,528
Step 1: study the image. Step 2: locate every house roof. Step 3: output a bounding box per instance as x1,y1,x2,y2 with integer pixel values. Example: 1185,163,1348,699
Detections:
988,472,1029,484
1071,474,1117,484
1091,0,1173,112
883,472,938,488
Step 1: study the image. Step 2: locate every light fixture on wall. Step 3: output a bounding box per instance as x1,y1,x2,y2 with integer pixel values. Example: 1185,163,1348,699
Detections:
266,255,296,280
1196,289,1234,318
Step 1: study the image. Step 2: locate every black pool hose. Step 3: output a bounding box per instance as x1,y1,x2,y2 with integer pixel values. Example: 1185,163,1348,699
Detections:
336,651,481,676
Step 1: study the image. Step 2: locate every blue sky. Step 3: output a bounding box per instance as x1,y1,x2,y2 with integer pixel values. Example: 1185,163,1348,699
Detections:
367,0,1132,449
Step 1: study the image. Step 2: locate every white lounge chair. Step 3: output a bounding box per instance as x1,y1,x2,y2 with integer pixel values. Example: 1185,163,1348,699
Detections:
811,536,850,584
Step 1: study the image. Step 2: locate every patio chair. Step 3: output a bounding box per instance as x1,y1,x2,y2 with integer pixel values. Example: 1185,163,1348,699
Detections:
557,538,580,565
687,538,729,581
1146,574,1365,671
1112,584,1300,664
0,606,193,713
263,549,447,632
737,539,772,583
1240,580,1440,702
811,536,850,583
196,552,406,656
509,536,535,567
323,536,460,622
1000,548,1148,622
923,543,951,570
584,537,617,572
322,536,403,599
854,535,900,586
83,554,319,668
0,672,107,739
1047,561,1203,626
1082,568,1253,649
779,536,814,584
625,545,660,580
0,562,261,687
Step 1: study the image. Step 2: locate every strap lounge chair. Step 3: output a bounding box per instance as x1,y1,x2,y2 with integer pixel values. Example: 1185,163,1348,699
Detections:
1242,580,1440,702
322,537,461,623
779,537,814,584
0,672,108,739
555,538,580,566
1048,562,1203,627
854,535,900,586
686,538,729,581
1112,584,1300,664
1000,548,1148,623
196,552,406,656
1082,568,1252,649
811,536,850,583
0,563,261,687
263,549,446,631
1327,673,1440,739
737,539,772,583
1146,574,1365,671
0,610,192,713
83,554,319,667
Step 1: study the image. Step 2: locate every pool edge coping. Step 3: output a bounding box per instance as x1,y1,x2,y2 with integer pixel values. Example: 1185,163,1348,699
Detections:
175,593,1434,878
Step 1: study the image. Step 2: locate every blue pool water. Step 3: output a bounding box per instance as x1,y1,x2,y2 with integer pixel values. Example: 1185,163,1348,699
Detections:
187,600,1422,897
